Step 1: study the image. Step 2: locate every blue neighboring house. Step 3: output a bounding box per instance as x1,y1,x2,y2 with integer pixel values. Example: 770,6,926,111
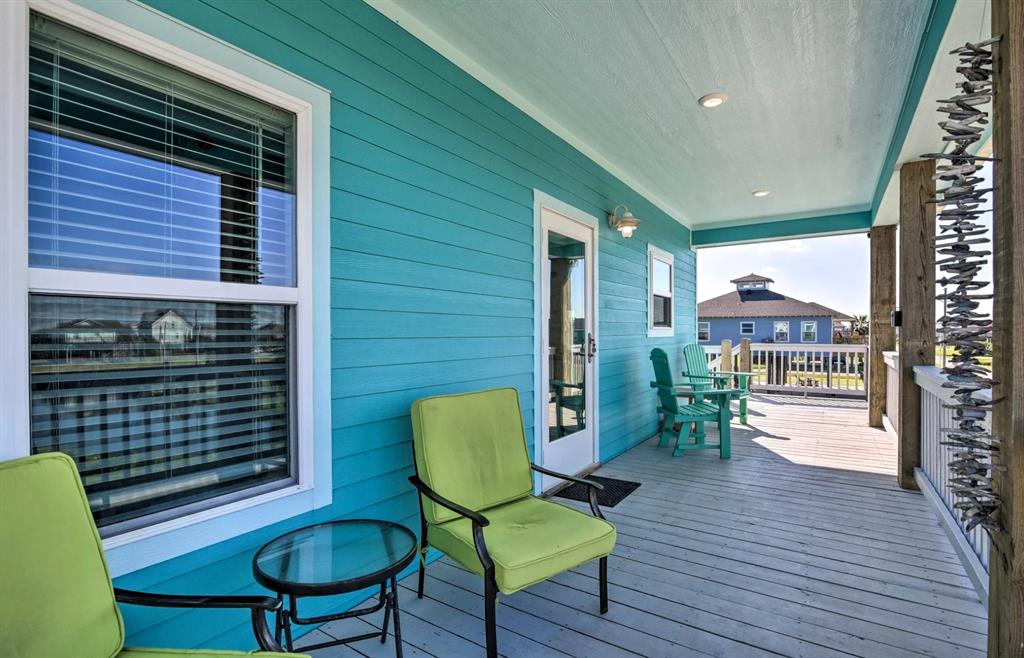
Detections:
697,274,852,345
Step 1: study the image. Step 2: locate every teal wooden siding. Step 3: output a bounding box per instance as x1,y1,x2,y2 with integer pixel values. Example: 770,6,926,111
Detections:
113,0,695,649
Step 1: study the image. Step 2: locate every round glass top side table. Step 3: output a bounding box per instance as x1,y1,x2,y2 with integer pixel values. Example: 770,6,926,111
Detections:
253,519,417,657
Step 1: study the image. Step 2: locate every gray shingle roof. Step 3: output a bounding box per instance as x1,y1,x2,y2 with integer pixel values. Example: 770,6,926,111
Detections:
729,273,775,284
698,289,851,319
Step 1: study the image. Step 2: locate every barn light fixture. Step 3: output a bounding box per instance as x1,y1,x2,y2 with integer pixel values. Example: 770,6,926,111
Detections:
607,204,640,238
698,92,729,108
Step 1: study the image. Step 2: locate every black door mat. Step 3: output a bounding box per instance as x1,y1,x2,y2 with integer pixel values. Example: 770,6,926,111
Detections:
553,475,641,508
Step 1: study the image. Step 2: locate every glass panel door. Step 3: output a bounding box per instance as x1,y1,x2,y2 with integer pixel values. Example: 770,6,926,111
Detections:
548,231,587,441
539,204,596,489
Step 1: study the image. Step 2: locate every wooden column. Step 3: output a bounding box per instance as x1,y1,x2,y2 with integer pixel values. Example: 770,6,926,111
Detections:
897,159,935,490
989,0,1024,652
868,225,897,427
738,338,752,375
720,339,732,372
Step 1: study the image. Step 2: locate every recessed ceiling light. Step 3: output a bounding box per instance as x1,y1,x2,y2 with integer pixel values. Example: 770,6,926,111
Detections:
752,189,771,198
698,92,729,108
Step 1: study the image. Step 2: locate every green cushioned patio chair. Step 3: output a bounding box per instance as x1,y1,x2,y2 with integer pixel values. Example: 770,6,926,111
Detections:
0,452,305,658
408,387,615,658
650,348,736,458
682,343,753,424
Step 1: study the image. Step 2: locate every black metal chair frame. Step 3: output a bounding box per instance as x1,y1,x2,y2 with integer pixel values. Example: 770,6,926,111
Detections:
409,463,608,658
114,588,285,653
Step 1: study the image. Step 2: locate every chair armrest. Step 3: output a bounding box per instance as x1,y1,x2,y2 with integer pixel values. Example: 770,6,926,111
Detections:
532,464,605,519
650,382,704,397
408,475,495,575
114,589,283,653
408,475,490,527
672,388,738,398
715,371,756,378
531,464,603,490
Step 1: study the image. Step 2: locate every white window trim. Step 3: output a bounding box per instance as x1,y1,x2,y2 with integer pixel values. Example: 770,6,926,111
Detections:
647,244,674,338
1,0,332,577
697,321,710,342
740,321,756,336
801,320,818,343
774,321,790,343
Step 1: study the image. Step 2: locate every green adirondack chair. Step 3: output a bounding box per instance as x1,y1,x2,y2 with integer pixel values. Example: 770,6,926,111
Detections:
681,343,753,424
650,348,736,458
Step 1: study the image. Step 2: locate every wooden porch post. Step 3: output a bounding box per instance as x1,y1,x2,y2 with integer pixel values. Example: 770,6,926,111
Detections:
989,0,1023,652
868,225,896,427
897,159,935,490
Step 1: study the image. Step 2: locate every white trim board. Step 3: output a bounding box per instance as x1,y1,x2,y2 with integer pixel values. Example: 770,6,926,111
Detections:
2,0,333,577
368,0,692,230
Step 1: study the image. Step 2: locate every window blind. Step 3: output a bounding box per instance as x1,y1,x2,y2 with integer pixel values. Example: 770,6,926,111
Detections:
29,294,292,530
28,13,296,286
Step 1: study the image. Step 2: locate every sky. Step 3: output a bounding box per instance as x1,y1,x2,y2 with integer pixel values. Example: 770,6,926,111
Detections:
697,232,870,317
696,162,994,322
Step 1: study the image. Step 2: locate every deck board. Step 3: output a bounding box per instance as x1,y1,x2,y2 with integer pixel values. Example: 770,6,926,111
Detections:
305,395,987,657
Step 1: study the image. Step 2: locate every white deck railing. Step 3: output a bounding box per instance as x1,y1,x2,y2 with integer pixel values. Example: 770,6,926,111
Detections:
914,365,991,595
703,343,867,398
883,351,900,434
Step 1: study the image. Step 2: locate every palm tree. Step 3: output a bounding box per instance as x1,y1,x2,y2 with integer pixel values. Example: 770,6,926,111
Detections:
852,314,869,336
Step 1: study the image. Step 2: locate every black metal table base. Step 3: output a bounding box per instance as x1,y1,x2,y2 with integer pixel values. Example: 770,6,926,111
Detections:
275,575,403,658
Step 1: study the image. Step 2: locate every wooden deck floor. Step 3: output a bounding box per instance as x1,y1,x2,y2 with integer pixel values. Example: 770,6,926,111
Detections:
298,395,987,658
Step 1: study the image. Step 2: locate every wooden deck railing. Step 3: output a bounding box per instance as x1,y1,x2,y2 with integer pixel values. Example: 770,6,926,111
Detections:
703,343,867,398
914,365,991,598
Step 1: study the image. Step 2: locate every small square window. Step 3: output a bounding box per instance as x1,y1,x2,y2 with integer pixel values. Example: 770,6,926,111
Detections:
648,245,674,337
740,321,755,335
801,321,818,342
774,321,790,343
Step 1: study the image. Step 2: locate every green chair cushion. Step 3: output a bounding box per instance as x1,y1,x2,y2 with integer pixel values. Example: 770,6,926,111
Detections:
0,453,124,658
119,649,306,658
411,388,533,524
428,496,616,595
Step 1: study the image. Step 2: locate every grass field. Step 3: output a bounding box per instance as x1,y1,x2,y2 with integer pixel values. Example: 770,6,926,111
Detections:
936,345,993,368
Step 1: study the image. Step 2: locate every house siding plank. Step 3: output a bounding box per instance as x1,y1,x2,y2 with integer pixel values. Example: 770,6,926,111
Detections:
96,0,697,649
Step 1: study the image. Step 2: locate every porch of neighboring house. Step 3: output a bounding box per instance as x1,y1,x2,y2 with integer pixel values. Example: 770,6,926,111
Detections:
295,395,988,658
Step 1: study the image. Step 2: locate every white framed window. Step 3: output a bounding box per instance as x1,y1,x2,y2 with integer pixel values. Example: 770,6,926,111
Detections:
774,321,790,342
648,244,674,337
2,0,331,573
801,321,818,342
740,321,755,335
697,321,710,342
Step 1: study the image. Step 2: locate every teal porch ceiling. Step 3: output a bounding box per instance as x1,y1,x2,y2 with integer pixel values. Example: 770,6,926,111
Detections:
371,0,935,231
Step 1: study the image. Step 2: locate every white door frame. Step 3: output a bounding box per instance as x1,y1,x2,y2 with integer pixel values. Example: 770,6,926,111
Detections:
533,190,600,493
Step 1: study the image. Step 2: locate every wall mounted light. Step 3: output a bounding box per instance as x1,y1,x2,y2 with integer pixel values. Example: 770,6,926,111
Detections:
608,204,640,238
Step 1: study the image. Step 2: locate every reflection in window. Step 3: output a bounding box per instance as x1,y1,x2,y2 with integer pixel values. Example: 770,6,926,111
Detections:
697,322,710,341
28,18,295,286
802,321,818,342
25,13,300,534
548,232,586,441
29,294,290,531
651,257,672,328
774,321,790,343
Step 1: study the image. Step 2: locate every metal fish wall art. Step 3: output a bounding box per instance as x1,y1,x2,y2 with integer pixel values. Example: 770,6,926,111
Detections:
921,36,1001,534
